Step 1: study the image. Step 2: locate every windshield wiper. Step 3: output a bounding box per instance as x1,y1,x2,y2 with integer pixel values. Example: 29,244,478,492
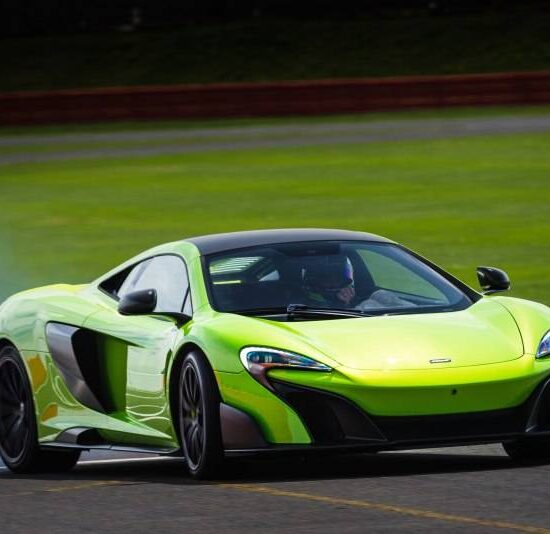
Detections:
234,307,290,316
231,304,372,319
286,304,373,319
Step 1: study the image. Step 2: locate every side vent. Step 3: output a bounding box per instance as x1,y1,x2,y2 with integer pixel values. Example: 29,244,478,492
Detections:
45,322,122,413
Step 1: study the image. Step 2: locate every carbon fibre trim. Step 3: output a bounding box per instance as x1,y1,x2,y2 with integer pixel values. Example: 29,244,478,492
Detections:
55,427,105,446
50,426,180,454
187,229,390,255
220,403,269,449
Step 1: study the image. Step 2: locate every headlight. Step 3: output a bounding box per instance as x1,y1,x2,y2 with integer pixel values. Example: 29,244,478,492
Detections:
537,331,550,359
240,347,331,389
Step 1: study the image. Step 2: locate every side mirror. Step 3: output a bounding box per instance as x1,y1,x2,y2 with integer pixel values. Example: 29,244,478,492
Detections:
118,288,157,315
477,266,511,295
118,288,192,326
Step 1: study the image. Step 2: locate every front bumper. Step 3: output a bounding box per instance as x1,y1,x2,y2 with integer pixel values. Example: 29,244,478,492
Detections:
218,354,550,452
271,376,550,448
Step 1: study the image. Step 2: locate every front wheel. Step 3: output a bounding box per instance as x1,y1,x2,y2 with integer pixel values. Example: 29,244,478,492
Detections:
178,351,223,479
503,439,550,463
0,345,81,473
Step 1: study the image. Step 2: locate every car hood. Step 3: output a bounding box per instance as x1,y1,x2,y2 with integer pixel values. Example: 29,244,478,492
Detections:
259,298,524,370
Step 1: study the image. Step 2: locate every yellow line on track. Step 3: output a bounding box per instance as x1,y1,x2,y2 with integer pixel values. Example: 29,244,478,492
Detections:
221,483,550,533
0,480,128,498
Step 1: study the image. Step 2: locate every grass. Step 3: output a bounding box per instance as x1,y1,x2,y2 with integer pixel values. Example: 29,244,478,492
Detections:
2,11,550,92
1,111,549,305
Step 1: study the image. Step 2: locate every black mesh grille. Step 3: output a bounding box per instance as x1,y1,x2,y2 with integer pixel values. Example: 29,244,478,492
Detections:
372,405,528,443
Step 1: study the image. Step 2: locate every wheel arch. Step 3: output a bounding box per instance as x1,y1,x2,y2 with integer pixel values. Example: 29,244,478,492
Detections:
0,337,17,352
167,342,271,454
0,339,35,404
167,342,217,440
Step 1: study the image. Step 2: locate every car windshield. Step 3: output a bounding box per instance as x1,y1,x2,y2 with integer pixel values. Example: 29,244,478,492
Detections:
204,241,473,318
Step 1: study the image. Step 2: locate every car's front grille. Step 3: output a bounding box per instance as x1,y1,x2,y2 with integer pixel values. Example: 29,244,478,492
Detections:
372,405,528,443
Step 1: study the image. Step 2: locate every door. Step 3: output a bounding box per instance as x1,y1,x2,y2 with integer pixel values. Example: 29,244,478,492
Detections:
82,254,192,446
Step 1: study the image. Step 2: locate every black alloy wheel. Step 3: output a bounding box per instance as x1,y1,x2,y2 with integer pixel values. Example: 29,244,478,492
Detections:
0,345,81,473
181,363,204,468
0,358,31,463
179,351,223,479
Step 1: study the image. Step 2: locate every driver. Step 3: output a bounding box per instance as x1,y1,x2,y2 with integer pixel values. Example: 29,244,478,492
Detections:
301,256,356,307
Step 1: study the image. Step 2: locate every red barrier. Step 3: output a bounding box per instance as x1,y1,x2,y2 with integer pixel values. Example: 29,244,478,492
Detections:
1,71,550,125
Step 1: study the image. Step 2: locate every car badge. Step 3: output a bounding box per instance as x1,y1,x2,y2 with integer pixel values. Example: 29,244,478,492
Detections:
429,358,452,364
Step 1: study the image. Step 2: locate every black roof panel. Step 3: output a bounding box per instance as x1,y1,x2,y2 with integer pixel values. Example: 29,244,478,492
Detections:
185,228,392,255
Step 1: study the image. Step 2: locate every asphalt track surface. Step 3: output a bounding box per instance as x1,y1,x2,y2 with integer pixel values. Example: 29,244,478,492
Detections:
3,115,550,532
3,445,550,533
2,115,550,165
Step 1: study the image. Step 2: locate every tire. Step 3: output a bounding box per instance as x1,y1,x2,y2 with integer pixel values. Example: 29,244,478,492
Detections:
503,439,550,463
178,350,223,479
0,345,81,473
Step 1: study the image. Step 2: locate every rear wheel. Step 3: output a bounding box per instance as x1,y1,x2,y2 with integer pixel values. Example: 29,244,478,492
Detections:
178,350,223,479
0,345,81,473
503,439,550,463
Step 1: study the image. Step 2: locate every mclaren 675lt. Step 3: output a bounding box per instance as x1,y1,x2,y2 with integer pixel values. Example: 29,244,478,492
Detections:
2,229,550,478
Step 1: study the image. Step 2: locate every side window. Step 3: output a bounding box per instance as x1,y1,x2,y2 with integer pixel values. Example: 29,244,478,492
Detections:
117,261,150,299
117,255,191,313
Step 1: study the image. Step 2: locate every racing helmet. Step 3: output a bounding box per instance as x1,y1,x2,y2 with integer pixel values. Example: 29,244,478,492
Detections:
302,255,354,294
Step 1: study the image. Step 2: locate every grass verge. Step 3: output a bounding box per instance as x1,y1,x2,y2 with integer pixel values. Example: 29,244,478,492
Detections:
1,116,549,304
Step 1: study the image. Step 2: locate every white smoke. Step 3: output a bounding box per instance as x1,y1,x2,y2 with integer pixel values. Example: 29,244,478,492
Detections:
0,236,28,302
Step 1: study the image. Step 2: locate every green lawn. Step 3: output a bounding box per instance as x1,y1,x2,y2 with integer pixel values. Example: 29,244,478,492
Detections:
2,11,550,92
1,117,549,306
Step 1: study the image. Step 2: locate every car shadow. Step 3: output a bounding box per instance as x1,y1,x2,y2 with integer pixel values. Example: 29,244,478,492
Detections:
0,449,536,486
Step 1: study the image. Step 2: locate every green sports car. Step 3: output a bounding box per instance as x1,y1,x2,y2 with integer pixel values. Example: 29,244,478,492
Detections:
2,228,550,478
